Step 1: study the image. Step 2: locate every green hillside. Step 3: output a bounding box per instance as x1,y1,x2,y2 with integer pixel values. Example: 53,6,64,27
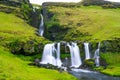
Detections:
45,6,120,42
0,12,49,54
0,47,77,80
0,3,77,80
44,5,120,76
0,0,120,79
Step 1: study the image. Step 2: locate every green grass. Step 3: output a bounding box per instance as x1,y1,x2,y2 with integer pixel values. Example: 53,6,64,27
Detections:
46,6,120,41
0,12,49,54
0,12,44,44
0,47,77,80
100,53,120,76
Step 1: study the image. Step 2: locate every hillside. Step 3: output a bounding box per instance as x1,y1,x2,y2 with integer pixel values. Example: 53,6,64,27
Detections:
0,47,77,80
0,0,120,79
0,1,78,80
45,6,120,42
0,12,49,54
43,5,120,76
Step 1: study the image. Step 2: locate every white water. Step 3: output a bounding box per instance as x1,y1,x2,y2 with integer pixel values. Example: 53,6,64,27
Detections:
84,43,90,59
56,43,62,67
67,42,82,68
40,43,56,65
71,69,95,73
40,43,62,67
94,42,100,67
94,49,100,67
39,14,44,36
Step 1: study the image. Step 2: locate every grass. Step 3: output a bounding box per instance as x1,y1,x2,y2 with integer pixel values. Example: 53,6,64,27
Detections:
46,6,120,41
100,53,120,76
0,47,77,80
0,10,77,80
0,12,49,54
0,12,43,44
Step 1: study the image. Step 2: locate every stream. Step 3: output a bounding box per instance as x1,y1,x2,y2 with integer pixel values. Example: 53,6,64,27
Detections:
69,69,120,80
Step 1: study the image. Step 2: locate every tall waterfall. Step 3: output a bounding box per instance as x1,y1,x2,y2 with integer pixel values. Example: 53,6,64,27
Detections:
40,43,62,67
94,42,100,67
39,14,44,36
84,43,90,59
67,42,82,68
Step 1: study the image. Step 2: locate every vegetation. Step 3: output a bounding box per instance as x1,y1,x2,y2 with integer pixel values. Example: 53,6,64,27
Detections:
0,1,78,80
45,6,120,42
0,0,120,79
44,4,120,77
100,53,120,76
0,12,49,55
0,47,77,80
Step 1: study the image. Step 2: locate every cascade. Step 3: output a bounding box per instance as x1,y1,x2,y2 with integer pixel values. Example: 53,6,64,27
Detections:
40,42,101,68
94,42,100,67
56,43,62,67
94,49,100,67
67,42,82,68
40,43,62,67
40,43,56,65
39,14,44,36
84,43,90,59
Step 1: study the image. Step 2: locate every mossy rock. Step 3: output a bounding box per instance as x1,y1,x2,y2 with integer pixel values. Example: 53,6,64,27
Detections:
84,59,95,68
94,66,104,71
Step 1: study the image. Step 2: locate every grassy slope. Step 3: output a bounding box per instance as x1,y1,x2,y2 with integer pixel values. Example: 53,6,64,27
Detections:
0,47,77,80
47,6,120,42
0,11,77,80
100,53,120,76
0,12,46,45
0,4,77,79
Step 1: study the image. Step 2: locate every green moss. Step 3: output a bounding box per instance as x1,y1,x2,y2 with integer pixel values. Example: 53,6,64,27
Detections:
101,65,120,77
84,59,95,68
100,53,120,76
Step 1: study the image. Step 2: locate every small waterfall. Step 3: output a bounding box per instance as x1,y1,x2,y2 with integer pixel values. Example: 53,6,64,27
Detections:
94,42,100,67
94,49,100,67
40,43,62,67
56,43,62,67
39,14,44,36
67,42,82,68
84,43,90,59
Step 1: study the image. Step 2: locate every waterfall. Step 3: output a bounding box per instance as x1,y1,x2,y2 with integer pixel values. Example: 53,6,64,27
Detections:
94,42,100,67
67,42,82,68
40,43,56,65
40,43,62,67
84,43,90,59
39,14,44,36
94,49,100,67
56,43,62,67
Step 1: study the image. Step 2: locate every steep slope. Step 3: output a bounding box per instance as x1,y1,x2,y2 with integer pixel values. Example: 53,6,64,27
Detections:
45,6,120,42
0,12,49,54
